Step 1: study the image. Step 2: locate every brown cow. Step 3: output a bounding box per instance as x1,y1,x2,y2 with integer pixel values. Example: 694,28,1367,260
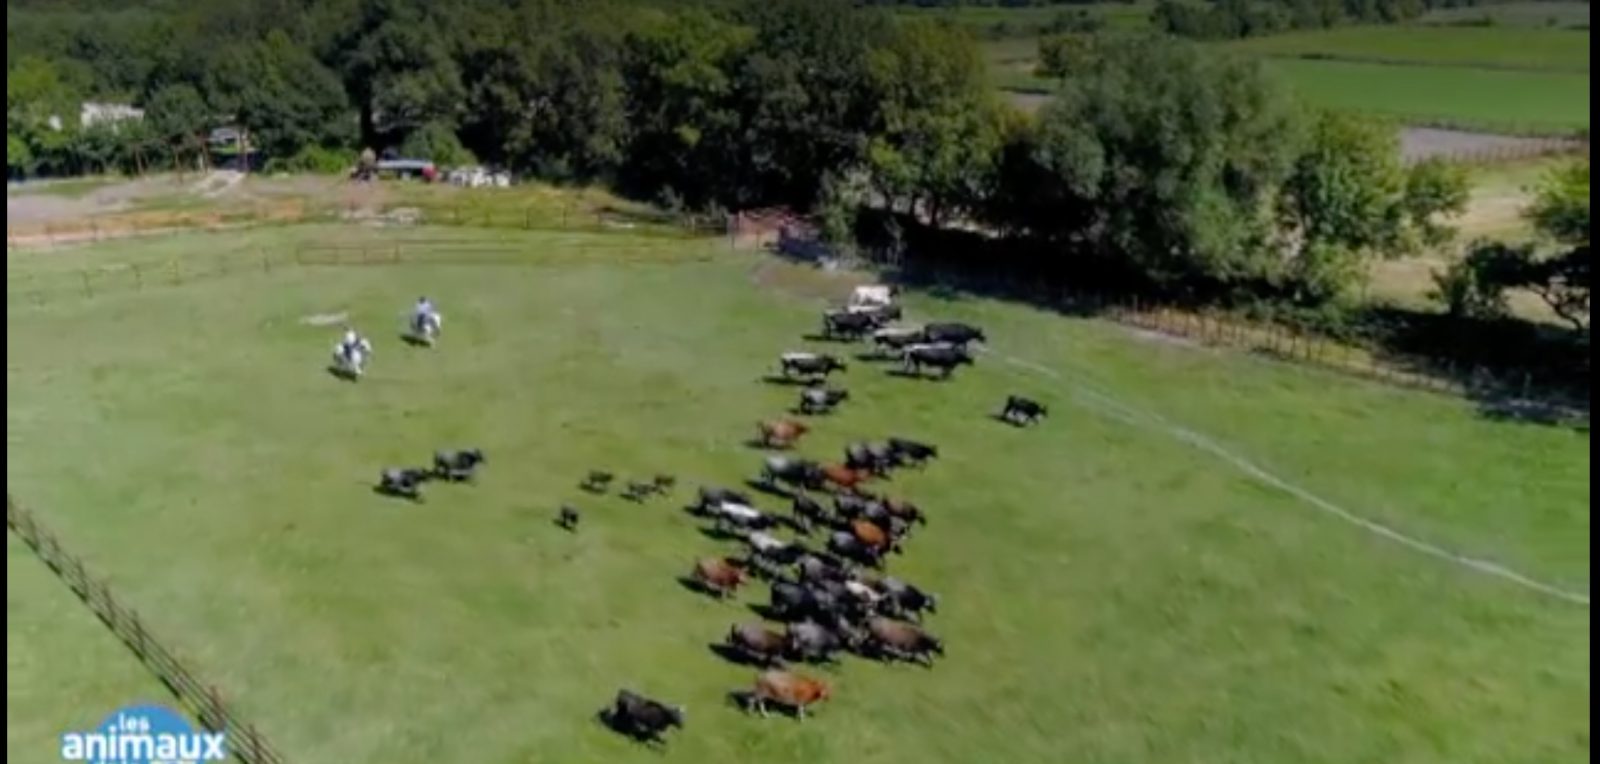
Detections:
750,670,831,719
864,617,944,666
692,557,749,599
757,419,810,449
727,622,788,666
850,519,894,554
821,463,871,492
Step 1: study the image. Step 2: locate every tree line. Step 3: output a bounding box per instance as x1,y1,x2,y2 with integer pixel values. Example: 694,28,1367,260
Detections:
6,0,1588,365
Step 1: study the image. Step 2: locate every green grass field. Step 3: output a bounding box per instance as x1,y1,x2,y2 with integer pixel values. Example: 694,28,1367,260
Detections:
1264,58,1591,132
1420,1,1590,28
7,535,190,758
1226,25,1590,72
7,224,1590,763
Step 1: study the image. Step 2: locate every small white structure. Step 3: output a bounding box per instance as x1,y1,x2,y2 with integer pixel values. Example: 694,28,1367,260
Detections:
446,166,513,188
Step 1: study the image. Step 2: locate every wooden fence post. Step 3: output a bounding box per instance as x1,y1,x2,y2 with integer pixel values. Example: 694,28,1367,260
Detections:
80,271,93,298
171,260,181,285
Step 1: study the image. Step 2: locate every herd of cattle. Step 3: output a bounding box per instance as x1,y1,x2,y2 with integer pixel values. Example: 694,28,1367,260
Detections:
602,290,1050,745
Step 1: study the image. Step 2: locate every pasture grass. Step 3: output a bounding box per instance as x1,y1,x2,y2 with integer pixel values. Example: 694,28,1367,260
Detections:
5,225,1590,763
1225,25,1591,72
1263,58,1590,132
1420,1,1590,29
7,535,188,758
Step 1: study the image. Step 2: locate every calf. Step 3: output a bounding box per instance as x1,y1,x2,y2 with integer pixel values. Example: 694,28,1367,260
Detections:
1002,395,1049,425
876,577,939,621
886,437,939,464
779,353,847,379
581,471,614,492
434,448,486,482
863,617,944,666
798,386,849,415
727,622,788,667
904,345,974,379
757,419,810,449
556,505,581,531
691,557,749,598
602,689,685,745
749,670,831,720
378,467,430,500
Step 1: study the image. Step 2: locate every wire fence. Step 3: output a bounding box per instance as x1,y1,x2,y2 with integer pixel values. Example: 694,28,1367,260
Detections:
6,497,287,764
1410,136,1590,167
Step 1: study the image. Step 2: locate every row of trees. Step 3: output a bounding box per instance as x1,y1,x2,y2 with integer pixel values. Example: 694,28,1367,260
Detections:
1152,0,1432,40
1,0,1531,316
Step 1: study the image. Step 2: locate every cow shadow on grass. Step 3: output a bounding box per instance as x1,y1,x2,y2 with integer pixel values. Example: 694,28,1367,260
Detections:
990,412,1027,427
725,690,805,719
760,375,819,386
799,333,859,344
370,485,423,503
707,642,780,668
696,526,745,542
398,333,433,348
676,576,737,601
326,365,359,383
745,603,789,621
745,479,795,499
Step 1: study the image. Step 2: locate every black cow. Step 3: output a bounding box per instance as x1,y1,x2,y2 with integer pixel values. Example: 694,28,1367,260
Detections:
601,689,685,745
791,494,831,531
434,448,486,481
904,345,973,379
378,467,430,500
797,552,848,585
886,437,938,464
1002,395,1049,425
844,442,898,475
780,353,847,379
877,577,939,621
556,505,581,531
924,322,987,348
798,386,849,415
822,311,880,340
770,581,857,626
761,456,825,491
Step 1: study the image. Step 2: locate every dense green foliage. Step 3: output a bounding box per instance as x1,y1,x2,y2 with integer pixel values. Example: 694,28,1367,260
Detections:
1440,159,1591,332
6,1,1475,306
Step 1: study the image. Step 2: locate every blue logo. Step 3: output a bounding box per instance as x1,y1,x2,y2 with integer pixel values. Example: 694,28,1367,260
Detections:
60,704,227,763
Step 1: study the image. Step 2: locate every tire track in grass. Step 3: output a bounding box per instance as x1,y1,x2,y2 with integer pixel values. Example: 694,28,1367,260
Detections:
985,348,1591,607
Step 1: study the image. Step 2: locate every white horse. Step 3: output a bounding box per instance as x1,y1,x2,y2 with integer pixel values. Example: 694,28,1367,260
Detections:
332,337,373,378
410,310,442,345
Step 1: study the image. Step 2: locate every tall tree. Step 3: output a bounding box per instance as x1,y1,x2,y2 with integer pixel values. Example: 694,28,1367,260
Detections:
990,37,1303,292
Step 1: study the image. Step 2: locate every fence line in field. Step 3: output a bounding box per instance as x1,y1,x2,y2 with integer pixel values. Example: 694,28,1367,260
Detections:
1410,136,1589,167
6,497,287,764
5,199,720,251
